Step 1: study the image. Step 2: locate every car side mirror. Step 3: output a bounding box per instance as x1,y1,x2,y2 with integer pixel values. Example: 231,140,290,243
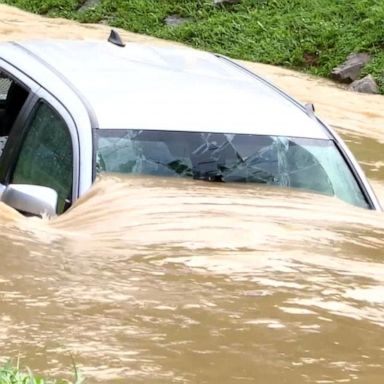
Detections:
0,184,58,217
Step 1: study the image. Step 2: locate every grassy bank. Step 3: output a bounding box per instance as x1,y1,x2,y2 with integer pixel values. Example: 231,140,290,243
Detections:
0,360,85,384
2,0,384,91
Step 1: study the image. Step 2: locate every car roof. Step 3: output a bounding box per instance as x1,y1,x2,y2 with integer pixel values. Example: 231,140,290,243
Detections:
0,40,329,139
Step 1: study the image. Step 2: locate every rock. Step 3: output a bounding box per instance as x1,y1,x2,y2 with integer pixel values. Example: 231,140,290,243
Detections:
213,0,242,5
348,75,380,94
78,0,101,12
165,15,189,27
331,53,371,83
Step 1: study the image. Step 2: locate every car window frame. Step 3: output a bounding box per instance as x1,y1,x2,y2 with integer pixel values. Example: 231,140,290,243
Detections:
0,60,40,179
1,89,80,211
332,138,373,209
0,69,36,137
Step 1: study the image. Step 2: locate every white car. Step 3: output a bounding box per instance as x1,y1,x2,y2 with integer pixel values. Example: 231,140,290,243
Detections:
0,31,380,215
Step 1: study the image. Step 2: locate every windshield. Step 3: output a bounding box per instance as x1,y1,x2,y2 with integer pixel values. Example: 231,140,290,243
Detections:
95,130,369,209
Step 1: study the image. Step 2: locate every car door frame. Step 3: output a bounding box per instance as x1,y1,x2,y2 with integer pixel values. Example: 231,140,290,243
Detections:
0,59,41,182
0,75,81,211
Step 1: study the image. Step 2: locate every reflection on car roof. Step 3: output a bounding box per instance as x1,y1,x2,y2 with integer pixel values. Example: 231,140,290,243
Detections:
0,40,329,139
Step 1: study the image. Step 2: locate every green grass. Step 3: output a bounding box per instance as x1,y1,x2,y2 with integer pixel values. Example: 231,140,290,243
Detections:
2,0,384,92
0,359,85,384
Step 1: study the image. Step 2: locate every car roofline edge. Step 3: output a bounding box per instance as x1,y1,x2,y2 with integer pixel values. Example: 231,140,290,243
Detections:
215,55,311,114
10,42,99,131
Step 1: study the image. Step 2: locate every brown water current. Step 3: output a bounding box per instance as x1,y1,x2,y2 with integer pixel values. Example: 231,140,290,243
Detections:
1,4,384,383
2,176,384,384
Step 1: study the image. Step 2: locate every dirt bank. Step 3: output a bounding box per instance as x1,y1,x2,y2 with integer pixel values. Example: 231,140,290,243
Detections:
1,4,384,142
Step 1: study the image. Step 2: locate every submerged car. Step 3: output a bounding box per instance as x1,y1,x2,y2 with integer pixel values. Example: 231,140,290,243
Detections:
0,32,380,216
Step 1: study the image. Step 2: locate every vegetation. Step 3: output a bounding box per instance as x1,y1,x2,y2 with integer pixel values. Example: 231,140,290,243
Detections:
0,359,85,384
2,0,384,91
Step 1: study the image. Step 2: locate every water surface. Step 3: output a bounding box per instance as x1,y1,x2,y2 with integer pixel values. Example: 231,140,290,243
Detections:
1,168,384,383
0,5,384,382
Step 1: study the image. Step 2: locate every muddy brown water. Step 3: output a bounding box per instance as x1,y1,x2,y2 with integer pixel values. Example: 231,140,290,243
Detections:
1,5,384,383
2,174,384,384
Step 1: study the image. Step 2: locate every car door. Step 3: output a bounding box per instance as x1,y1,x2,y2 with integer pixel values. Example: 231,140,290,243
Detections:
0,89,80,215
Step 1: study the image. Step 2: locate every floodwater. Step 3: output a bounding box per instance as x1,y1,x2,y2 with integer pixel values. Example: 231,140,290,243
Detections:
2,171,384,384
1,4,384,383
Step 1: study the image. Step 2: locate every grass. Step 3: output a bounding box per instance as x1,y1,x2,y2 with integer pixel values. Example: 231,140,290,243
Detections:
0,359,85,384
2,0,384,92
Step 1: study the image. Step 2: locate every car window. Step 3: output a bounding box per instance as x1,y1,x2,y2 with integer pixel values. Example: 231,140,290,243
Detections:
0,71,29,156
0,76,12,101
11,102,73,214
96,129,369,209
